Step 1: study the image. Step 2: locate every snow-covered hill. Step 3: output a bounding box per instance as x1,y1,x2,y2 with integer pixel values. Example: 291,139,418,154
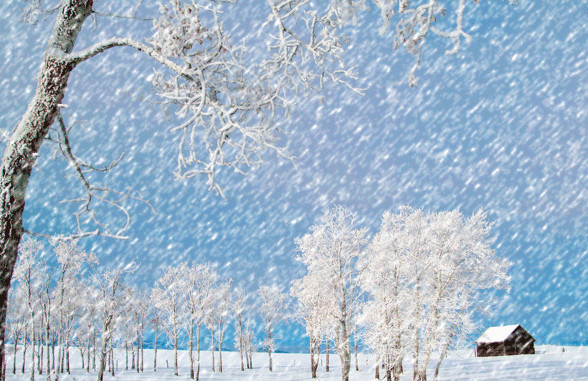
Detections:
5,345,587,380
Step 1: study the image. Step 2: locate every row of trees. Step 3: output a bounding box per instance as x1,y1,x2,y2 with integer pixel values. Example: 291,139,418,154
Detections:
7,206,511,381
292,206,511,381
6,238,291,381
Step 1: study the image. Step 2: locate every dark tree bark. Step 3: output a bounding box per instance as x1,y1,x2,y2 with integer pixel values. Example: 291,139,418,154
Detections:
0,2,94,377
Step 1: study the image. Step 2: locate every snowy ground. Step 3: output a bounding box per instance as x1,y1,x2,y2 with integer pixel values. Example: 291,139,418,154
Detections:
5,345,587,380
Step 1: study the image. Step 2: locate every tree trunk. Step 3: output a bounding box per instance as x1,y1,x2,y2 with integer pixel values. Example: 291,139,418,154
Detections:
30,331,35,381
210,331,215,372
375,357,380,380
238,320,244,372
326,339,330,372
140,333,144,372
0,0,94,373
337,320,351,381
154,326,158,372
11,333,18,375
97,322,110,381
218,323,223,373
86,339,90,373
189,323,194,379
110,348,115,377
79,348,85,370
433,330,454,381
393,358,403,381
38,340,43,375
174,334,178,376
131,341,135,370
92,332,96,371
354,334,359,371
268,329,272,372
51,338,54,373
22,332,27,374
196,324,200,380
66,339,70,374
248,347,252,369
310,339,319,379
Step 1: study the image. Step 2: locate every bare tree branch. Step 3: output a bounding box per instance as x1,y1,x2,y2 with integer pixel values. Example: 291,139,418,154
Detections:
37,111,157,240
68,38,191,80
92,0,154,22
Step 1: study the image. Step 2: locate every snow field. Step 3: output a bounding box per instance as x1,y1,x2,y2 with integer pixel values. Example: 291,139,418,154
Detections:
4,345,587,380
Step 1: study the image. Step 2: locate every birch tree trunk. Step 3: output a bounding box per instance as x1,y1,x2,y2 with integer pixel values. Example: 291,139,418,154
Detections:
11,334,17,375
433,329,455,381
354,334,359,371
196,324,200,380
374,354,380,380
173,334,178,376
218,324,223,373
153,325,158,372
267,330,272,372
210,332,215,372
140,333,144,372
189,323,194,379
238,319,244,372
325,339,330,372
97,331,109,381
0,2,94,377
22,332,27,374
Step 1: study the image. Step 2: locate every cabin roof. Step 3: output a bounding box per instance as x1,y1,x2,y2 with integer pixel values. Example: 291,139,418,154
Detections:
475,325,521,344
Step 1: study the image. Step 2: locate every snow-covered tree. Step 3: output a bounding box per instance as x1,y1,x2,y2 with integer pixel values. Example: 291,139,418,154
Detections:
180,263,217,380
13,238,44,381
152,265,184,376
149,302,164,373
296,206,368,381
291,273,333,378
212,281,232,373
243,315,257,370
361,210,414,381
94,266,133,381
414,209,511,381
232,289,248,372
0,1,514,373
53,240,97,376
361,207,511,381
258,285,289,372
6,288,27,376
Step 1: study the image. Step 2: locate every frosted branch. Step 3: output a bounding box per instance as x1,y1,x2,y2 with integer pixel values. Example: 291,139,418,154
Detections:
19,0,60,25
51,111,155,240
68,38,190,79
92,0,154,22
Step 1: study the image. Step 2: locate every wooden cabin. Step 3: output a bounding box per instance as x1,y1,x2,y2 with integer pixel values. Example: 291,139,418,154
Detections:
475,325,535,357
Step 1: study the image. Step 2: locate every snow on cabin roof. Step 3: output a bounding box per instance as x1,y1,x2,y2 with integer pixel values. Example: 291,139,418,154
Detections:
476,325,520,344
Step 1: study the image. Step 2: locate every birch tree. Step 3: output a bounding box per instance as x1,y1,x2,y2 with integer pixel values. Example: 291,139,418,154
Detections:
296,206,368,381
149,303,164,373
152,265,184,376
181,263,217,380
232,289,247,372
291,273,333,378
94,266,132,381
0,1,513,375
258,285,288,372
53,240,97,375
13,239,44,381
414,209,511,381
361,210,414,381
213,281,232,373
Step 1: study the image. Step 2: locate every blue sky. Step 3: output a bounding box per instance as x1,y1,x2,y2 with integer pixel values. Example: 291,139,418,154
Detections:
0,1,586,350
